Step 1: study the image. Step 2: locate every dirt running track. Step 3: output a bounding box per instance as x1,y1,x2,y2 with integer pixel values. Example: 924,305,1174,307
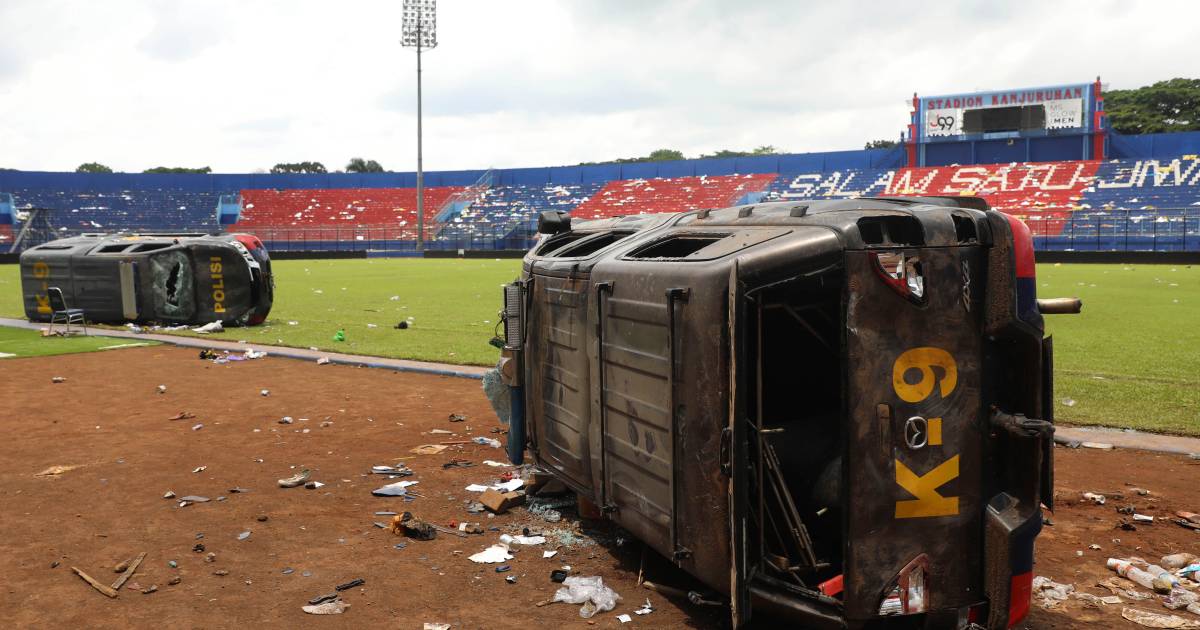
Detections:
0,345,1197,629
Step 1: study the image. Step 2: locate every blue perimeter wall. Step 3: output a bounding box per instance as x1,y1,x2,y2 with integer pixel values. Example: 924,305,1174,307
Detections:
3,131,1199,193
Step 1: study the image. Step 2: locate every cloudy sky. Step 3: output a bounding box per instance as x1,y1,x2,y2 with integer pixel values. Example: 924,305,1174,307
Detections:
0,0,1195,174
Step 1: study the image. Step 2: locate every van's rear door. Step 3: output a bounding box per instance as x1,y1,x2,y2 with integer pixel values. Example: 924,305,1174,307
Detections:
842,246,986,622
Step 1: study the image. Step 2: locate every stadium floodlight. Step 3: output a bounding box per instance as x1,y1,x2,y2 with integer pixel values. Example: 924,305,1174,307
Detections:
401,0,437,251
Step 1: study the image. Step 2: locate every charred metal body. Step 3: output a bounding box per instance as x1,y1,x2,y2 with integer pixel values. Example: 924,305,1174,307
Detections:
19,232,273,326
504,198,1068,629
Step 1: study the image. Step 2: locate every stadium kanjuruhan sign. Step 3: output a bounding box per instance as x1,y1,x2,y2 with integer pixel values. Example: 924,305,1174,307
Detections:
919,83,1095,138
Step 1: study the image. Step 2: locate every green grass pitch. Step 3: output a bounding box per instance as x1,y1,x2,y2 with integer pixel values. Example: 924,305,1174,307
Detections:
1,260,1196,435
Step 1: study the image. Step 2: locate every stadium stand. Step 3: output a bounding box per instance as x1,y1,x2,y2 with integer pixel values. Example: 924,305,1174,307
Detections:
7,189,221,233
237,186,464,228
1,151,1197,253
571,173,777,220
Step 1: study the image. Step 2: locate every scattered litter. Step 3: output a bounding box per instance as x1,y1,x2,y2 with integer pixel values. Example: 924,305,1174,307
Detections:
1133,514,1155,522
278,417,293,425
192,466,206,474
372,480,419,497
260,389,270,397
333,329,345,342
1121,607,1198,628
544,550,558,559
506,575,517,584
1061,398,1076,407
305,481,325,490
496,565,511,573
423,624,450,630
167,412,196,421
392,513,437,540
1032,576,1075,608
238,531,251,541
554,575,621,619
157,385,167,394
51,376,66,383
316,357,330,365
1082,442,1115,450
551,569,569,583
483,460,512,468
479,488,526,514
371,464,412,475
429,429,453,435
244,349,266,360
335,578,365,591
448,413,467,423
635,599,654,615
1074,592,1121,606
229,487,250,493
278,469,311,488
442,458,474,469
1083,492,1106,505
472,437,502,448
411,444,448,455
302,600,349,615
193,321,223,334
1163,587,1199,611
178,495,209,503
617,614,632,623
509,535,546,545
35,464,83,477
469,545,513,564
191,423,203,431
163,490,175,499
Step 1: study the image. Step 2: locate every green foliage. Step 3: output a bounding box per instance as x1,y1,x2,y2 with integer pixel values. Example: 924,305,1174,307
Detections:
864,139,898,150
76,162,113,174
143,166,212,174
271,161,328,174
1105,78,1200,134
697,145,780,159
345,158,385,173
646,148,685,161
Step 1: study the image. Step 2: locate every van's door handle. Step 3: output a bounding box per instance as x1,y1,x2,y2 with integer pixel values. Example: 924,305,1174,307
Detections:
719,427,732,476
990,407,1054,440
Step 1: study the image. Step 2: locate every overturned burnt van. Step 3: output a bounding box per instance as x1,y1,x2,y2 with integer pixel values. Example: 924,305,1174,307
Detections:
19,232,273,326
500,198,1080,629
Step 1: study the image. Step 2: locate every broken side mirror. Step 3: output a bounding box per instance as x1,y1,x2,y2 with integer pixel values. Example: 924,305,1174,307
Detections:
537,210,571,235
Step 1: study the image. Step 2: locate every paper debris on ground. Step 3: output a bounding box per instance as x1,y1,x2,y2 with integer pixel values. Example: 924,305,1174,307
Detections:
635,599,653,615
193,321,223,334
411,444,448,455
35,464,83,476
543,550,558,559
372,481,419,497
423,624,450,630
511,535,546,545
617,614,631,623
482,460,512,467
1121,607,1200,628
464,479,524,493
301,600,349,615
469,544,514,564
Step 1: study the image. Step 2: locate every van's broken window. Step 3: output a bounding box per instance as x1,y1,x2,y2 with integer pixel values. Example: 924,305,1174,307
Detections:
628,233,728,259
534,232,589,256
547,231,635,258
149,251,196,320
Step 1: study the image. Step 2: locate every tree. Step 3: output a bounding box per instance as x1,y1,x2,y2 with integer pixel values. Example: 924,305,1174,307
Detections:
864,139,898,150
144,166,212,174
646,148,684,162
271,161,327,174
345,157,385,173
1105,78,1200,135
76,162,113,173
697,146,781,159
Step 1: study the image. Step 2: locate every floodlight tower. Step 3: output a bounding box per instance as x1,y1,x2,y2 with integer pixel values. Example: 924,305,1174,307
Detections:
401,0,437,251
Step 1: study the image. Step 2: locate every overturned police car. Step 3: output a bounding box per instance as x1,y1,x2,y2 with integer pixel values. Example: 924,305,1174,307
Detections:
19,232,273,326
499,198,1079,629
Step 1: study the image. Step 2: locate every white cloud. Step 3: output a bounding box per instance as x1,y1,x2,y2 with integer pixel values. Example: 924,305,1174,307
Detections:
0,0,1196,173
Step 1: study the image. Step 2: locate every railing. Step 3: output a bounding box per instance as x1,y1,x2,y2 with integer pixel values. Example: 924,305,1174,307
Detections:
243,220,539,253
1023,208,1200,252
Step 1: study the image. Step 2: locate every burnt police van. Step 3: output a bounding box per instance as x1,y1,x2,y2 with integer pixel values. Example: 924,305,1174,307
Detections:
19,232,273,326
500,198,1078,629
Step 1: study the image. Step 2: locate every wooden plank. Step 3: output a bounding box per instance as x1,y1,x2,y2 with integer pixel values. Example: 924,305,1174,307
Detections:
110,551,146,591
72,567,118,598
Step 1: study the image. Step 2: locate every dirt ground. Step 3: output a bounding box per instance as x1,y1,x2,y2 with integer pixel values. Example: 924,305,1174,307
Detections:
1,346,1198,629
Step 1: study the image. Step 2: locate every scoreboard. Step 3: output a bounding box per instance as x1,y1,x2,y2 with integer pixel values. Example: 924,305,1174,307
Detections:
918,83,1098,142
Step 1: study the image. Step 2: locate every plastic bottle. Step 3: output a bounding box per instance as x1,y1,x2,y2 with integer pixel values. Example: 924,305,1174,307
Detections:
1108,558,1158,591
1146,564,1180,592
1161,553,1199,570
